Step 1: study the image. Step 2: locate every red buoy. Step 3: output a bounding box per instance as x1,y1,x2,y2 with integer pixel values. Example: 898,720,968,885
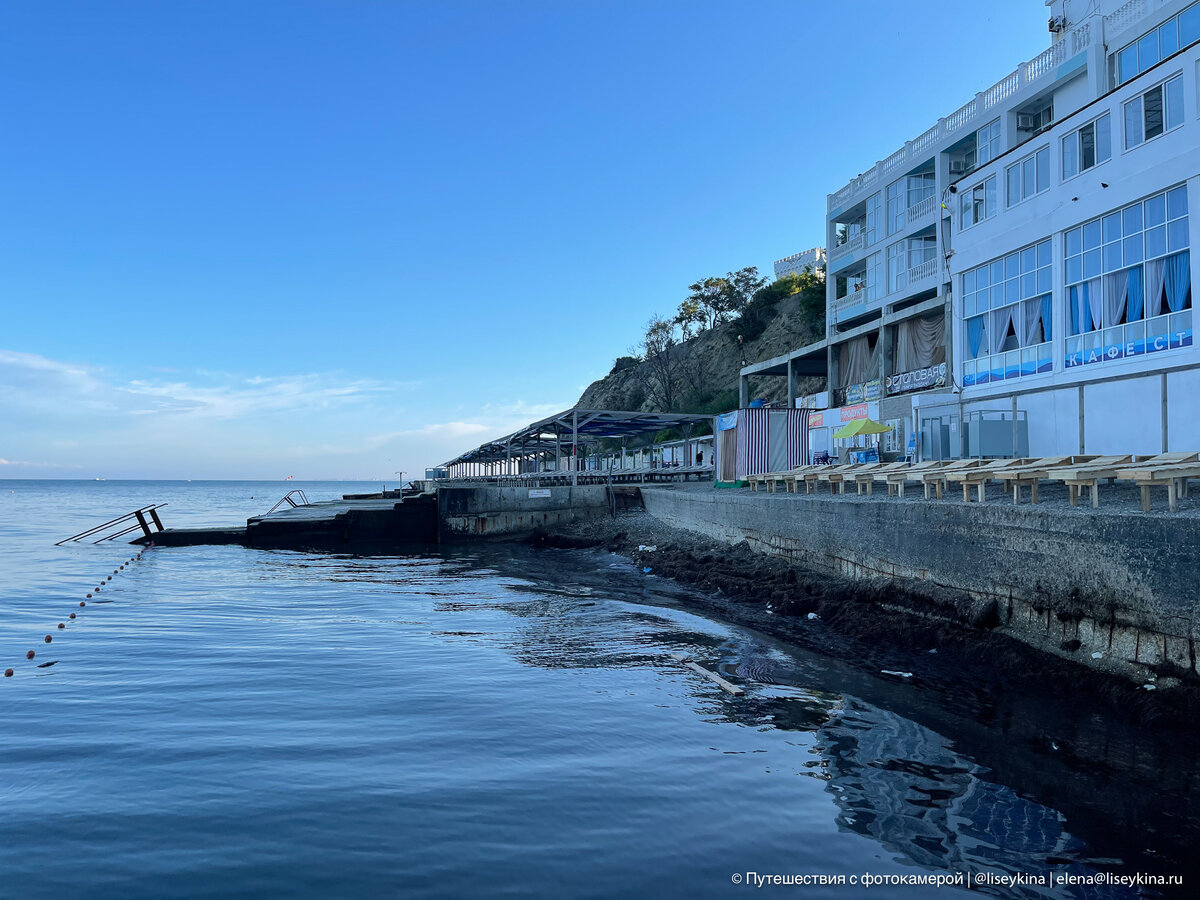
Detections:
86,593,92,599
80,601,86,607
4,669,12,678
69,613,76,620
57,623,65,629
26,650,34,660
44,635,52,643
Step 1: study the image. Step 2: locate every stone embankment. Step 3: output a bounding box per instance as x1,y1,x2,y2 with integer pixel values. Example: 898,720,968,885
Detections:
536,500,1200,721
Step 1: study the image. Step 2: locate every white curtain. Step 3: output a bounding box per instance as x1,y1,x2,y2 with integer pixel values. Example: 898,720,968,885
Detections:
1021,297,1043,346
989,305,1016,354
1145,257,1167,318
1102,270,1129,327
1086,276,1105,331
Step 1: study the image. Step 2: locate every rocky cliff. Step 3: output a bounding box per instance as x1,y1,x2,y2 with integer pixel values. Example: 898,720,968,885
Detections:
576,283,825,414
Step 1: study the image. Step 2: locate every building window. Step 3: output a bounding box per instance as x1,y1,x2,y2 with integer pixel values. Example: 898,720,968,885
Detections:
886,237,936,294
1112,2,1200,87
961,239,1053,386
975,119,1001,167
886,179,905,235
1006,146,1050,206
1123,75,1185,150
887,242,905,293
1062,114,1111,179
865,252,883,302
1064,186,1192,368
865,192,880,246
959,176,996,229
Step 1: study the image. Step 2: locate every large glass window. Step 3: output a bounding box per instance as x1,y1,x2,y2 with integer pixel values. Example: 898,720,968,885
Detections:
1123,75,1184,149
1112,2,1200,87
887,242,905,293
1064,186,1192,368
865,252,883,303
960,176,996,229
975,119,1001,167
887,237,937,294
1006,146,1050,206
961,240,1053,386
1062,114,1111,179
864,192,880,246
907,172,935,212
886,179,905,235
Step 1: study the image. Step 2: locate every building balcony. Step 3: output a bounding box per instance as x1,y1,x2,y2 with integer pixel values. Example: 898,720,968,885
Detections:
906,195,937,224
908,257,938,285
830,233,865,261
832,286,867,320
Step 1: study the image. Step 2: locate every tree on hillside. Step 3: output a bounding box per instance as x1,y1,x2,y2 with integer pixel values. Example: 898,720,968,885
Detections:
681,266,768,332
727,266,768,311
641,315,681,411
674,297,705,339
732,267,826,343
684,276,734,331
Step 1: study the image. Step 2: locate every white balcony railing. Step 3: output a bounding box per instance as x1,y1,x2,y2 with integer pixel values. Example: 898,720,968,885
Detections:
832,287,866,317
830,233,866,260
906,195,936,222
908,258,938,284
827,21,1094,211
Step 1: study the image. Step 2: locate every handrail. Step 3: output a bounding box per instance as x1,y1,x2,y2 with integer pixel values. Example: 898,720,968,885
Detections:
56,504,167,545
264,489,311,516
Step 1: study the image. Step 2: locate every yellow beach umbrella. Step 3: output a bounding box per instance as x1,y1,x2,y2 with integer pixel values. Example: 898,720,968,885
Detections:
832,417,891,439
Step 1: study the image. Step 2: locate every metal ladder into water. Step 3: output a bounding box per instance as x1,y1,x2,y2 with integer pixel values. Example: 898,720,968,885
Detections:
56,504,168,545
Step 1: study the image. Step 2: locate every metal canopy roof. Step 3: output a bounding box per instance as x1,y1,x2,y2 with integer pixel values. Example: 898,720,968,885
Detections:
441,408,712,466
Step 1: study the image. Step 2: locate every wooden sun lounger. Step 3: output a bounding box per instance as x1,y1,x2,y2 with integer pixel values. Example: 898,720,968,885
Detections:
918,458,982,500
875,460,944,498
946,458,1032,502
993,455,1092,504
1116,458,1200,511
814,463,866,494
855,461,909,494
1045,454,1159,508
780,464,826,493
801,465,837,493
839,462,888,494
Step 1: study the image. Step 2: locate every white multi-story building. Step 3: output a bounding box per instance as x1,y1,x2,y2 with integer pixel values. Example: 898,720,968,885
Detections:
749,0,1200,460
773,247,827,280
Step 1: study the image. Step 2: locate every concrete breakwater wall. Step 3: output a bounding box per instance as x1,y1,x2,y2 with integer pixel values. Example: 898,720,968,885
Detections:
640,486,1200,683
437,485,613,541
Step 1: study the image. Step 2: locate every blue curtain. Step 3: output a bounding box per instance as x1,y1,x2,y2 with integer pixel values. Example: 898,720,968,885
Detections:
1041,294,1053,341
1165,251,1191,312
967,317,984,358
1127,265,1144,321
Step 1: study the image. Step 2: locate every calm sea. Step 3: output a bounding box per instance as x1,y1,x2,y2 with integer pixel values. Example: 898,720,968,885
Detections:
0,480,1191,898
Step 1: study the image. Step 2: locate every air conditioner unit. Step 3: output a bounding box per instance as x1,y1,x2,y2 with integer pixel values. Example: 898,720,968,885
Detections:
949,159,968,174
1016,113,1037,131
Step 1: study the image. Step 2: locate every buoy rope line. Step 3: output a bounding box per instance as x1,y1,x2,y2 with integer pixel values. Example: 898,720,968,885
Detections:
3,544,154,679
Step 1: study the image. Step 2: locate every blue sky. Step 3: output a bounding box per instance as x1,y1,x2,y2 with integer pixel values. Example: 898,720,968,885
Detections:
1,1,1051,479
